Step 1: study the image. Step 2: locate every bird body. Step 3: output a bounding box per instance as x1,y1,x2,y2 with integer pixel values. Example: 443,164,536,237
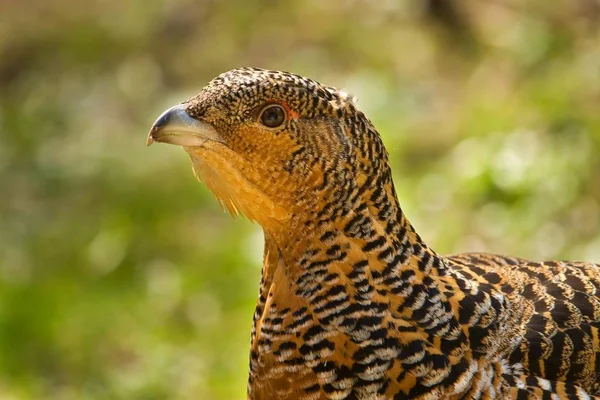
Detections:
148,68,600,399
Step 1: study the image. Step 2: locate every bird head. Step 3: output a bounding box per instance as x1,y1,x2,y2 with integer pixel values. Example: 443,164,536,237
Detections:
148,68,392,235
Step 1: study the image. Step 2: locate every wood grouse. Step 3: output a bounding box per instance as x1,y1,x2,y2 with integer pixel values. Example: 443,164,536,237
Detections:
147,68,600,399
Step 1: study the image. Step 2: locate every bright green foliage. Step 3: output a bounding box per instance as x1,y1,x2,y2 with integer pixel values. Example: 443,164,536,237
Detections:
0,1,598,399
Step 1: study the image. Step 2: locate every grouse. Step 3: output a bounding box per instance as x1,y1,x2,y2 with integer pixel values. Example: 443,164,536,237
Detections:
148,68,600,399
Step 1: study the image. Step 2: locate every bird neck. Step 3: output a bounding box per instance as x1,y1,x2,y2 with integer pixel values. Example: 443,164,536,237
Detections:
248,123,471,396
259,167,450,318
249,188,464,391
261,121,448,292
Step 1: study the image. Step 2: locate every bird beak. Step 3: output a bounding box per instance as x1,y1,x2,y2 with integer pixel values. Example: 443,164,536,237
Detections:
147,104,222,147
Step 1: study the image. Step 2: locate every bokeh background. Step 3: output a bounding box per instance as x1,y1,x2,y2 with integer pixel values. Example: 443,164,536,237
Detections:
1,0,599,398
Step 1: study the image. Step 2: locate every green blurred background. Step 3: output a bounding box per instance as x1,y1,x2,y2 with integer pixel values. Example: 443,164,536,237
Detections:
1,1,599,399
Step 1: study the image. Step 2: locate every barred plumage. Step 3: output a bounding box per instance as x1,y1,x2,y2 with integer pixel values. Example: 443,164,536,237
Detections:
148,68,600,399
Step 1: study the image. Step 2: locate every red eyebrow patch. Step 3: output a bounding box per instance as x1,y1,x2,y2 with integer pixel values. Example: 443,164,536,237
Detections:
284,105,300,120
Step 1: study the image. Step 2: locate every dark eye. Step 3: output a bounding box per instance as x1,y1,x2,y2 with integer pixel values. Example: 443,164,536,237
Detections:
259,105,286,128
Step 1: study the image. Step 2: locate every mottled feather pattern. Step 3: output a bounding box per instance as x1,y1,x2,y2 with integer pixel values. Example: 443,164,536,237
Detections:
151,68,600,399
448,254,600,393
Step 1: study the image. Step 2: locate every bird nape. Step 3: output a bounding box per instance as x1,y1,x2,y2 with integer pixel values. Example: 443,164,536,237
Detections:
147,68,600,400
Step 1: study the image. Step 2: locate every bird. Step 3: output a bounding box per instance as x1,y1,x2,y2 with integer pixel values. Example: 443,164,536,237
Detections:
147,68,600,399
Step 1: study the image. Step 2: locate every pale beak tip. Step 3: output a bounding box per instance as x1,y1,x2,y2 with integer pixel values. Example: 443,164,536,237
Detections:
146,133,155,147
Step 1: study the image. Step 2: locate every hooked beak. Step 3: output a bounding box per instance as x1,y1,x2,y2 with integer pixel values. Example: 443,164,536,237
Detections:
146,104,223,147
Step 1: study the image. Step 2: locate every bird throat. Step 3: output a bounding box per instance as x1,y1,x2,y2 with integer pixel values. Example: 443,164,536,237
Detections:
186,145,291,228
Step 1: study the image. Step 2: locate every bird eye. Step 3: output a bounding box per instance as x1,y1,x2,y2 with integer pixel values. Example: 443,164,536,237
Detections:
259,105,286,128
